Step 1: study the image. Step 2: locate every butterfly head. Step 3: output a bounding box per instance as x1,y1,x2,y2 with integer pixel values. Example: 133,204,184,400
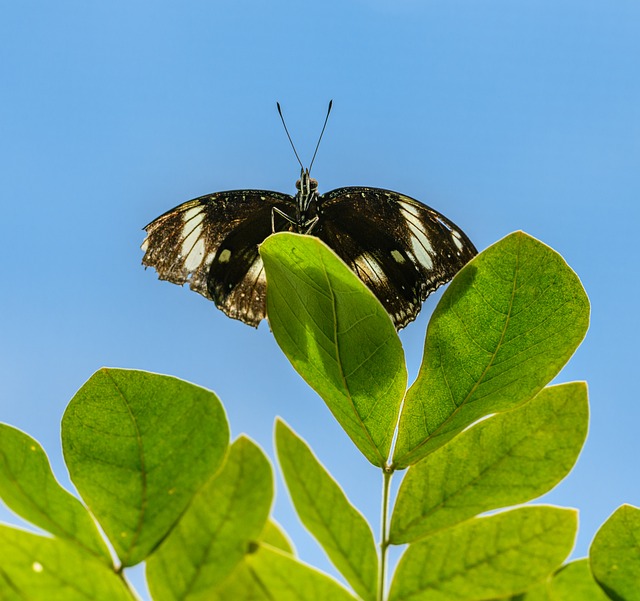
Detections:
294,168,320,233
295,168,318,195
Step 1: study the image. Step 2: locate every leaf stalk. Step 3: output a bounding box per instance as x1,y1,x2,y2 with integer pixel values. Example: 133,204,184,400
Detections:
379,468,393,601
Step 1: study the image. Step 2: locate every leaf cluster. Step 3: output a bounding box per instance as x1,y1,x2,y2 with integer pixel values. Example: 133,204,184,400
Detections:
0,232,637,600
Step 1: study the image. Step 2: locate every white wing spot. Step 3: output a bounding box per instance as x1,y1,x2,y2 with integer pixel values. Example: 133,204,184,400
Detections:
399,201,421,221
181,218,204,261
391,250,405,264
400,202,434,270
184,237,206,271
140,238,149,252
410,234,434,270
218,249,232,263
355,253,387,284
451,230,464,251
182,206,204,224
246,258,264,281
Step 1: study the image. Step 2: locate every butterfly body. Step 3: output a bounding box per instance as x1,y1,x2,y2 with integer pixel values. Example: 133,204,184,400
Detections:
142,169,477,329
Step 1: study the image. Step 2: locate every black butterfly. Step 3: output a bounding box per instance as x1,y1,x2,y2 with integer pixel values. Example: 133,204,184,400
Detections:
141,169,477,330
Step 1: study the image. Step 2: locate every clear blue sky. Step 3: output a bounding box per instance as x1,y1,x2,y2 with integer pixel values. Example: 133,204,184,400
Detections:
1,1,639,597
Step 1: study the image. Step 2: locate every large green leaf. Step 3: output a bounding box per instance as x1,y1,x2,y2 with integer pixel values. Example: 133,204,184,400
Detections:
0,525,132,600
388,506,577,601
261,232,406,467
275,419,378,601
590,504,640,601
246,543,359,601
146,436,273,601
390,382,588,543
0,424,110,562
394,231,590,467
61,368,229,566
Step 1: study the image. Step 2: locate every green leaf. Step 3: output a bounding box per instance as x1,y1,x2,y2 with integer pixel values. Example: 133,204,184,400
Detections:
394,231,590,467
0,574,22,601
146,436,273,601
203,519,296,601
390,382,588,543
388,506,577,601
0,424,111,562
590,504,640,601
275,419,378,601
246,543,359,601
546,559,610,600
203,562,269,601
504,559,611,600
261,232,406,467
261,520,295,554
61,368,229,566
470,558,609,601
0,525,132,600
508,581,551,601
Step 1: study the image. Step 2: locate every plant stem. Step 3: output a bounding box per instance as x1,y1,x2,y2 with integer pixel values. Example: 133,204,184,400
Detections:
378,468,393,601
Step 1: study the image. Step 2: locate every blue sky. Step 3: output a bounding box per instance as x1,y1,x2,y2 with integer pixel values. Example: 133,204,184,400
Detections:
1,1,639,596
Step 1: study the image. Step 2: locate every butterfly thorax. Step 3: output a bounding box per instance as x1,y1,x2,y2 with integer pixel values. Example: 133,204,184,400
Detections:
294,169,320,233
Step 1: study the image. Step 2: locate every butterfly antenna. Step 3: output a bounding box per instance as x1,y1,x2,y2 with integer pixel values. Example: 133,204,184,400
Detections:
277,102,304,170
309,99,333,172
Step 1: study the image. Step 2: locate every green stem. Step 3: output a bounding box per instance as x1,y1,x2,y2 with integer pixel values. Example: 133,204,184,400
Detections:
378,468,393,601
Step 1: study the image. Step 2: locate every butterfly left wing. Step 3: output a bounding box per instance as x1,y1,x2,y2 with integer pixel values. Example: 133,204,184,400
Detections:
315,187,477,329
141,190,295,326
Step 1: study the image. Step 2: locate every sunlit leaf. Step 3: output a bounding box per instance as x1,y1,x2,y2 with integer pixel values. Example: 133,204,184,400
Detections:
146,436,273,601
276,419,377,600
261,520,295,554
502,559,611,600
246,543,359,601
590,504,640,601
394,231,590,467
0,525,132,600
389,506,577,601
204,519,296,601
391,383,588,542
548,559,610,600
0,424,110,562
262,232,406,466
62,368,229,566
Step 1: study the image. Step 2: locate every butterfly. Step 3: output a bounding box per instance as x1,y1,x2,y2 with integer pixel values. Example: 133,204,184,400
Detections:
141,103,477,330
141,169,477,329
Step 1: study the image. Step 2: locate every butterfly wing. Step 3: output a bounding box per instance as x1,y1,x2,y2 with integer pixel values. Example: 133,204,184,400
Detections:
141,190,296,326
315,187,477,329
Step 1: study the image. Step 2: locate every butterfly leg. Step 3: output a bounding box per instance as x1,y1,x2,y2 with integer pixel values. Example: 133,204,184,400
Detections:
303,216,320,235
272,207,296,233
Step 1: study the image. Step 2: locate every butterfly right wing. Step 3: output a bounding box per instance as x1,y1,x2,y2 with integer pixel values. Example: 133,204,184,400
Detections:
141,190,295,326
315,187,477,329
